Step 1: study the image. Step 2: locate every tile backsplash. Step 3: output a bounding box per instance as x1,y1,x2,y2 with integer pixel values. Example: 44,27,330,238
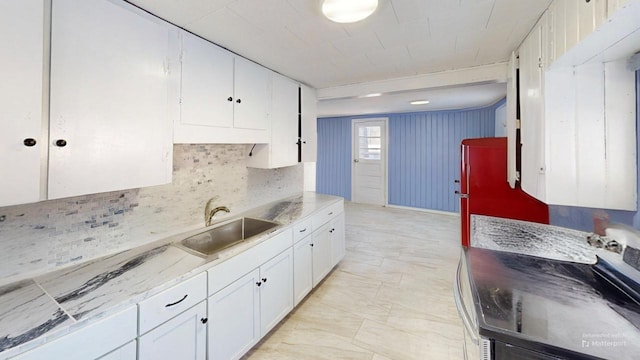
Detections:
0,144,303,282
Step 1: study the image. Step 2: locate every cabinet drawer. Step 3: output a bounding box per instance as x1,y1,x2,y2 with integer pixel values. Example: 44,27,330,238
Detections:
311,201,344,230
292,218,312,243
138,272,207,335
208,229,293,296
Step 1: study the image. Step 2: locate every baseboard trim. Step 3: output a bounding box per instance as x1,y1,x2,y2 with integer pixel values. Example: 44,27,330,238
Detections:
384,204,460,217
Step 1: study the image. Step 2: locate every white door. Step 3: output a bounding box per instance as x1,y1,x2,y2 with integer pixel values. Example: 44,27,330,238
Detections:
293,236,313,306
138,301,207,360
208,268,261,360
0,0,44,206
311,223,332,287
352,119,388,205
49,0,175,199
259,248,294,335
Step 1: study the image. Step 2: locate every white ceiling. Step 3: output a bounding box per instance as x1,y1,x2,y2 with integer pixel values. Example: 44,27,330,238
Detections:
128,0,551,115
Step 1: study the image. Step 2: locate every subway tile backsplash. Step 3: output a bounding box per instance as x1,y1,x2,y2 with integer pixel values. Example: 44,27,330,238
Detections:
0,144,303,282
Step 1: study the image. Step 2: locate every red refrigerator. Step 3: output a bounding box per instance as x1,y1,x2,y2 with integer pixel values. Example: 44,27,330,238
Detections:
459,137,549,246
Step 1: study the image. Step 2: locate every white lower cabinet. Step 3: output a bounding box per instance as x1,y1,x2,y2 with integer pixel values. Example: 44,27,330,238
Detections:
138,301,207,360
98,341,136,360
330,212,346,266
259,248,294,335
312,223,333,288
208,268,261,360
208,248,293,360
293,235,313,306
12,306,137,360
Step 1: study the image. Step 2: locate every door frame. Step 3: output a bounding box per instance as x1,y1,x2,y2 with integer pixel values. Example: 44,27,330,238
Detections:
351,118,389,206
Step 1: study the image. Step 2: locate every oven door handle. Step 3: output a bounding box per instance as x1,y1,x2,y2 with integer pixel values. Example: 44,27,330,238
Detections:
454,258,480,345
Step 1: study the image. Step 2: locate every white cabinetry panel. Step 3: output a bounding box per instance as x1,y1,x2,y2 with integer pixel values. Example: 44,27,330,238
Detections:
13,306,137,360
293,235,313,306
0,0,44,206
312,223,332,288
330,212,346,267
301,84,318,163
259,248,293,335
208,269,261,360
180,30,233,129
233,57,270,131
247,73,299,169
98,341,136,360
138,301,207,360
49,0,176,199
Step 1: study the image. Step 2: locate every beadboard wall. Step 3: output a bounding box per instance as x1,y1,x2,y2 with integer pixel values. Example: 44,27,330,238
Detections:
0,144,303,281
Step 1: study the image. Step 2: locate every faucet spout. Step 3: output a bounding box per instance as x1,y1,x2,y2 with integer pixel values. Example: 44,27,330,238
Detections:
205,198,230,226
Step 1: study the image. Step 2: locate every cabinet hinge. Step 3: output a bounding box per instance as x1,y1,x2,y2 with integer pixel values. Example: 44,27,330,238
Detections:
516,119,521,129
538,57,543,69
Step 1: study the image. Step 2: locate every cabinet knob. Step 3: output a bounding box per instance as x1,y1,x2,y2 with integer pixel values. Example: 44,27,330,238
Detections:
256,281,262,287
227,97,233,102
262,277,267,283
23,138,37,147
310,243,314,247
55,139,67,147
236,98,242,104
201,318,208,324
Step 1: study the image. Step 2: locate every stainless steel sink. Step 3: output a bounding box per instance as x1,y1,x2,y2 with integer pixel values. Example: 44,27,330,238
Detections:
176,217,279,257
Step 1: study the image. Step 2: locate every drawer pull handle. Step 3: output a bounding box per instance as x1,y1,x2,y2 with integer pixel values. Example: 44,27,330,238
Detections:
165,294,188,307
299,228,307,233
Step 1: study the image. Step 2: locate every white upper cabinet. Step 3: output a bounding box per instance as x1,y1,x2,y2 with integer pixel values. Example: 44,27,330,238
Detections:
518,2,638,211
247,73,299,169
233,57,270,131
175,31,270,144
49,0,177,199
0,0,44,207
301,84,318,163
179,30,234,129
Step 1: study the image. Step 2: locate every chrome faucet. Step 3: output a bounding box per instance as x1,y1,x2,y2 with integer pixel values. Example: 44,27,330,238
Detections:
205,199,230,226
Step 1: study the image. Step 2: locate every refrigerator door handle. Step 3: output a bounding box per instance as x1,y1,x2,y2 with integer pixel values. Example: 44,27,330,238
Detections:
455,190,469,199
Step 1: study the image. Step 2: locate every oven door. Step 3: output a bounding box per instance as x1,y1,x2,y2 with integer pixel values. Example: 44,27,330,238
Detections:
455,249,492,360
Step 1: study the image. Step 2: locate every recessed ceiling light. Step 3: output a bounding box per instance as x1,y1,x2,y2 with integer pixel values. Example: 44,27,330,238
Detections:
322,0,378,23
361,93,382,98
410,100,430,105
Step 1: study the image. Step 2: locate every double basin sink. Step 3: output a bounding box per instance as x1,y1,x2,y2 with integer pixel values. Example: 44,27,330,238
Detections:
174,217,280,258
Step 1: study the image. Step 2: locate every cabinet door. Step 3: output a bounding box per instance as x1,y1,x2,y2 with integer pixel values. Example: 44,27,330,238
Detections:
260,248,294,335
49,0,176,199
138,301,207,360
0,0,44,206
329,212,346,267
98,341,136,360
519,24,546,201
293,236,313,306
301,84,318,163
312,223,333,287
208,268,261,360
578,0,608,41
233,57,269,130
270,74,299,168
179,30,234,129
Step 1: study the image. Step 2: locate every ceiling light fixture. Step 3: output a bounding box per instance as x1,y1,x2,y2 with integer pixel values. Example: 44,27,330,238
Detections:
410,100,430,105
361,93,382,98
322,0,379,23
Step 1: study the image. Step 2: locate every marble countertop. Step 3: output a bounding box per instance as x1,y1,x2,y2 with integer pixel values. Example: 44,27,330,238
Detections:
0,192,342,358
471,215,597,264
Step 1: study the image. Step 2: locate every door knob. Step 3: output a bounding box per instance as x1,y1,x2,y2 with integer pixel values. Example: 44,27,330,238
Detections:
262,277,267,283
227,97,233,102
201,318,208,324
353,159,359,163
236,98,242,103
55,139,67,147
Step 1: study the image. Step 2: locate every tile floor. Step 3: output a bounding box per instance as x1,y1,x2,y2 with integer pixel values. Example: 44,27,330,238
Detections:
244,202,465,360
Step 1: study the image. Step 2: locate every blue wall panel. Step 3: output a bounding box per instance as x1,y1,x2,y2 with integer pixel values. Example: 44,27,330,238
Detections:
316,117,352,200
317,103,499,211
